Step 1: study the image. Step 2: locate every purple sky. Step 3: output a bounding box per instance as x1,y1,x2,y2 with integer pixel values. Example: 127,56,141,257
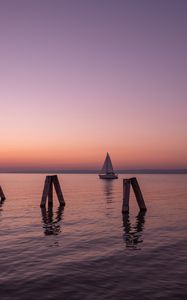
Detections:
0,0,186,171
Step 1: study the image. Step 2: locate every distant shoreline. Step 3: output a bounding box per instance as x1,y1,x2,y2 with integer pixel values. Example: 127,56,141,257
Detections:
0,169,187,174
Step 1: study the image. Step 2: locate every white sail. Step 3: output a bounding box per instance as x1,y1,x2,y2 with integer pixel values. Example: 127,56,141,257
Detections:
100,153,114,174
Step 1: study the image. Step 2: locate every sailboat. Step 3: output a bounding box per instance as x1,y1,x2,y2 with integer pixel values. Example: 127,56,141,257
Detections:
99,153,118,179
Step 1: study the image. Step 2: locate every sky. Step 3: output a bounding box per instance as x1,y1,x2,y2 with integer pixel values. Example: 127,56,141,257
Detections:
0,0,186,171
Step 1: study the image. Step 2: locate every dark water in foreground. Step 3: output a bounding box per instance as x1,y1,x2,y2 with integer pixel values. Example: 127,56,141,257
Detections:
0,174,186,300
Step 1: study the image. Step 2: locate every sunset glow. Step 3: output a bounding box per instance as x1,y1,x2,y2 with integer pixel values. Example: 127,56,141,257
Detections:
0,0,186,171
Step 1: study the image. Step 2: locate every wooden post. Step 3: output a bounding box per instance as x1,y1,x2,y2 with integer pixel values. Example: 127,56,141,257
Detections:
40,176,52,207
48,180,53,207
130,177,147,211
122,179,131,213
53,175,65,206
40,175,65,207
122,177,147,213
0,186,6,201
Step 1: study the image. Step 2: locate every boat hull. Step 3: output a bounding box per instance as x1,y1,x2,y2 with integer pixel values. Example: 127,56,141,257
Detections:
99,174,118,179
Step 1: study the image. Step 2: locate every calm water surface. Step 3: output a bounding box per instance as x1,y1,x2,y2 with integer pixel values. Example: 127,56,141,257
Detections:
0,174,186,300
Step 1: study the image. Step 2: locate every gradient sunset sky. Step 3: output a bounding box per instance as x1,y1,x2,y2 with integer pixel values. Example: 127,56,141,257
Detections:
0,0,186,171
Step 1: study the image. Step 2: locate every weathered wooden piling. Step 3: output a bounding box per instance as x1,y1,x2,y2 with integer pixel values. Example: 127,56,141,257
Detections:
0,186,6,201
130,177,147,211
40,175,65,207
122,177,147,213
122,179,131,213
48,180,53,207
53,175,65,206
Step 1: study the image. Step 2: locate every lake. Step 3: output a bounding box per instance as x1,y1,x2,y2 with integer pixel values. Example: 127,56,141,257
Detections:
0,174,186,300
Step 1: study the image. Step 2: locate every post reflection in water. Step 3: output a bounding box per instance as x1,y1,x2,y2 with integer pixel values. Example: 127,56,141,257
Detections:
0,197,5,213
122,211,146,249
0,199,5,227
41,206,64,236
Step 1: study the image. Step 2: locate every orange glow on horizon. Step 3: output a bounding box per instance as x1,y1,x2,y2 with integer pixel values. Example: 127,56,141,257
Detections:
0,138,186,170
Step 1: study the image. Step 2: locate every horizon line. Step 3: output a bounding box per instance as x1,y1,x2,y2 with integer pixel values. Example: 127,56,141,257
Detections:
0,169,187,174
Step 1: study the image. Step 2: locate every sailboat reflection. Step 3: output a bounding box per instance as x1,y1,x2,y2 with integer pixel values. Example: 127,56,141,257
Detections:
103,180,114,203
122,211,146,249
41,206,64,236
